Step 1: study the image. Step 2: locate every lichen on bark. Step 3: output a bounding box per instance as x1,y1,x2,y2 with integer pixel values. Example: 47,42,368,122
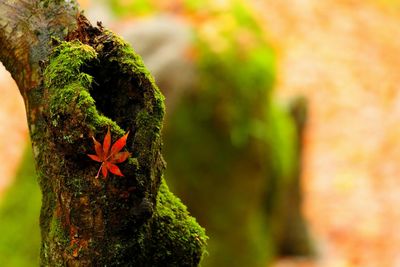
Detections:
30,18,207,266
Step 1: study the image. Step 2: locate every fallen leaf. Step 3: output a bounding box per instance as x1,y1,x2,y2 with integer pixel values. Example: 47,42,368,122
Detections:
87,128,130,178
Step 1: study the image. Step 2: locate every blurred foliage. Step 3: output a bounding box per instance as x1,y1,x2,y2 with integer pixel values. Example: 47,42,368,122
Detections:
375,0,400,8
109,0,153,16
0,146,41,267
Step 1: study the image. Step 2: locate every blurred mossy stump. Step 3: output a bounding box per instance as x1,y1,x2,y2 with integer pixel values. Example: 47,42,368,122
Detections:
0,1,206,266
151,3,315,266
164,49,314,267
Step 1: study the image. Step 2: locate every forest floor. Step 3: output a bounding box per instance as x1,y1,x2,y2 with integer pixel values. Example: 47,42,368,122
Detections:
2,0,400,266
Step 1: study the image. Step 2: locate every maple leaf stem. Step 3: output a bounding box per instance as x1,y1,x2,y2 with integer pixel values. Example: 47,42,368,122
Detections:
95,163,104,179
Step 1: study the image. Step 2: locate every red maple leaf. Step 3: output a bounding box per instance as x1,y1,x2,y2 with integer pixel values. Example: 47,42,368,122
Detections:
87,128,130,178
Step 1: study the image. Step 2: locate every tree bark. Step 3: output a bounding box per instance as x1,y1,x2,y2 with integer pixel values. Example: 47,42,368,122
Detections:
0,1,207,266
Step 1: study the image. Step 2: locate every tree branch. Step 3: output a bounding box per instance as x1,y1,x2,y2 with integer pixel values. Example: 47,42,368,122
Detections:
0,0,78,92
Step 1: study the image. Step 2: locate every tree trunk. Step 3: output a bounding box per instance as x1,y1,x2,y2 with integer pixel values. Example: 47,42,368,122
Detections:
266,97,314,257
0,1,207,266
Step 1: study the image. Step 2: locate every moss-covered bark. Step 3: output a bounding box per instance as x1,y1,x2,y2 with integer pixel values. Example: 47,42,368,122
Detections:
0,2,206,265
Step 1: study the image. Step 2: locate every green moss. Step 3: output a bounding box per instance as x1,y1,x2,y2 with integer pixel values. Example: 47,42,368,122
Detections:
148,178,208,266
43,41,120,138
48,216,69,248
44,41,97,88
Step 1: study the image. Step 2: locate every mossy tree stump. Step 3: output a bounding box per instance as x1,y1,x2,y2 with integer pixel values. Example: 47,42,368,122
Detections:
160,4,313,265
0,1,206,266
